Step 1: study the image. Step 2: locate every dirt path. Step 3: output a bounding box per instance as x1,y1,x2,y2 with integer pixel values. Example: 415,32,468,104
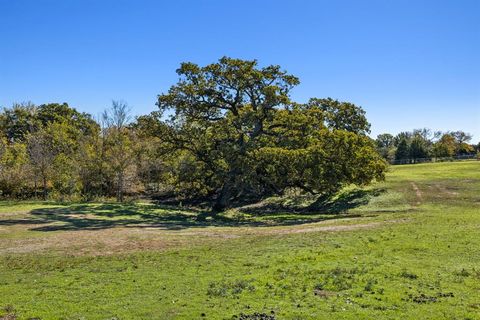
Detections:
434,184,459,196
0,218,399,256
410,182,423,205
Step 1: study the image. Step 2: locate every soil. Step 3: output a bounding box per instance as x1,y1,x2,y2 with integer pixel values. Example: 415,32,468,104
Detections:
0,213,402,256
410,182,423,205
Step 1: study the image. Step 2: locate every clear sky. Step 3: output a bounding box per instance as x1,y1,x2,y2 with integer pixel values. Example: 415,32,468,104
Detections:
1,0,479,142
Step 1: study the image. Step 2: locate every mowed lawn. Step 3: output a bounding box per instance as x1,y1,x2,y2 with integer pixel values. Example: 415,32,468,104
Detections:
0,161,479,319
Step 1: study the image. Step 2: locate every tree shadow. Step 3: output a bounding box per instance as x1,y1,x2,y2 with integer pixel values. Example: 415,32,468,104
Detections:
307,188,386,213
0,188,385,232
25,203,215,232
238,188,386,216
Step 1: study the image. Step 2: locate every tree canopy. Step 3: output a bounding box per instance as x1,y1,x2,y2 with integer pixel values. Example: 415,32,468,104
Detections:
154,57,386,209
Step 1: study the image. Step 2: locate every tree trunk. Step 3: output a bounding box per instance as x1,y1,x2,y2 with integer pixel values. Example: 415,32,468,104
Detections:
213,182,232,212
42,176,47,200
213,168,240,211
117,171,124,202
34,176,38,199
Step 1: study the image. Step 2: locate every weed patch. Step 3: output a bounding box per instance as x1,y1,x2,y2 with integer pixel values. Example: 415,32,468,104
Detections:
207,279,256,297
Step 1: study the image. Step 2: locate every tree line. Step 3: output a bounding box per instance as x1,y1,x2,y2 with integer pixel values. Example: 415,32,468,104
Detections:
7,57,472,209
375,129,478,164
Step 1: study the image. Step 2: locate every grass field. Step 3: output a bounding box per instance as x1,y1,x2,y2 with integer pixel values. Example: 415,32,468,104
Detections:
1,161,479,319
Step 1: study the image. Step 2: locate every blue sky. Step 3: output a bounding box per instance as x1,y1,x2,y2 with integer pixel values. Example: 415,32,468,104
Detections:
1,0,479,142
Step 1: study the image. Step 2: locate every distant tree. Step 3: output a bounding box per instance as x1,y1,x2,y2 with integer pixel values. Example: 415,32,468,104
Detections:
36,102,98,137
395,138,409,162
451,131,472,144
0,102,97,141
376,133,394,149
77,133,109,199
27,127,56,199
132,113,168,193
432,133,456,158
102,101,136,202
376,133,395,161
413,128,433,142
394,132,412,147
433,130,443,141
46,121,83,199
409,134,429,163
451,131,474,155
0,102,38,142
0,136,29,197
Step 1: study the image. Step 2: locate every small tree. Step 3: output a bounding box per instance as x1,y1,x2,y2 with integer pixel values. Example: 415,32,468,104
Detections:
395,138,409,162
409,135,429,163
0,137,30,197
432,133,456,158
27,128,55,199
376,133,395,161
451,131,474,155
102,101,136,202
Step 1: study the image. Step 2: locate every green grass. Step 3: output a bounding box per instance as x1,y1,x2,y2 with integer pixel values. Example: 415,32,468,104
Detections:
1,161,479,319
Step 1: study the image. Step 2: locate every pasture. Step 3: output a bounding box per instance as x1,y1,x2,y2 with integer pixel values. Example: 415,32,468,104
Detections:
0,161,479,319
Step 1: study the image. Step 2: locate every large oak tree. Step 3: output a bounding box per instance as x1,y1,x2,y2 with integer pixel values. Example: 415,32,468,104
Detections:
156,57,386,210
